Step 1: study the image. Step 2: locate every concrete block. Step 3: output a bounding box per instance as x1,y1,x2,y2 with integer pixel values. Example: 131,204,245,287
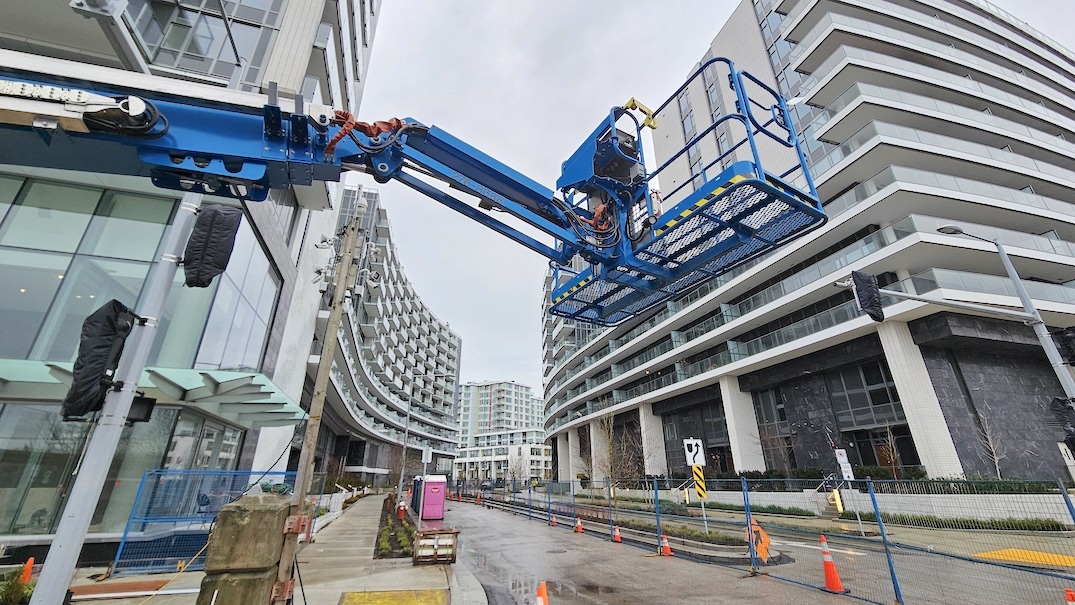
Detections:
204,494,289,573
196,565,278,605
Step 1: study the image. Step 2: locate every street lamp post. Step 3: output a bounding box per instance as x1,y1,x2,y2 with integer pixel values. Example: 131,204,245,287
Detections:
936,225,1075,398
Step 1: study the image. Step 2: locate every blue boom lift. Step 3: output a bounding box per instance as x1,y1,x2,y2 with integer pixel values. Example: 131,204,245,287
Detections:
0,57,823,326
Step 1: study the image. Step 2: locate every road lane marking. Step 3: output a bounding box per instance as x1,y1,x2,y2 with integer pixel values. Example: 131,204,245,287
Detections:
771,540,865,556
973,548,1075,567
339,589,450,604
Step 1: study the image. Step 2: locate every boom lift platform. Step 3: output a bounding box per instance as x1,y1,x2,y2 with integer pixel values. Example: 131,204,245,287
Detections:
0,56,823,326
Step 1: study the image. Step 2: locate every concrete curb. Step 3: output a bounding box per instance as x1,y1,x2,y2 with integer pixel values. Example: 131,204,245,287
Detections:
446,562,489,605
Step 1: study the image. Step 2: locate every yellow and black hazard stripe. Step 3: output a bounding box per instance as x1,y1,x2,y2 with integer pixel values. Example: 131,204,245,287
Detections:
692,464,707,500
655,175,747,237
552,274,593,304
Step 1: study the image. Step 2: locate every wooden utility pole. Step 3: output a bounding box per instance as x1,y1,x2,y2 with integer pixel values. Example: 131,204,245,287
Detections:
273,217,361,603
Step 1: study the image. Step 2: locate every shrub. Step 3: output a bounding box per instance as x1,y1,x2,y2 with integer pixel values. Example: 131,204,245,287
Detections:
376,526,392,556
839,511,1065,532
852,465,895,480
616,519,745,546
0,572,32,605
687,501,815,517
789,467,825,480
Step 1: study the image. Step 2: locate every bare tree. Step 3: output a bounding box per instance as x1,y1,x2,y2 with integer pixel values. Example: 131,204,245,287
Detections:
384,444,404,489
757,431,794,475
881,425,901,479
506,448,528,484
976,412,1006,479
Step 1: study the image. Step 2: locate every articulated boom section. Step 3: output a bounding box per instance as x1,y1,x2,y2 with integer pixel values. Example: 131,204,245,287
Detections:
0,55,822,326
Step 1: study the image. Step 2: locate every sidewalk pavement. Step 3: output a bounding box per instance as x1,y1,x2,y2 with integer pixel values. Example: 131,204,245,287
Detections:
66,494,487,604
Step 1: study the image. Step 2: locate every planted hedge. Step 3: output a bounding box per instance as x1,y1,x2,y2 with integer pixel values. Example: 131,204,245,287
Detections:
687,501,815,517
616,518,746,546
839,510,1065,531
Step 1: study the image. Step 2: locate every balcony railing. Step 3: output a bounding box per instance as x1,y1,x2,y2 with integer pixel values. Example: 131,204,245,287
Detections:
812,82,1075,159
799,46,1075,137
791,12,1071,110
809,121,1075,186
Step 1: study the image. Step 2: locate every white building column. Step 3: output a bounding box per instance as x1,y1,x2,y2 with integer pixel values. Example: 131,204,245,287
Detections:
719,375,766,472
556,431,572,481
589,420,610,481
877,321,965,478
568,427,583,481
637,402,668,476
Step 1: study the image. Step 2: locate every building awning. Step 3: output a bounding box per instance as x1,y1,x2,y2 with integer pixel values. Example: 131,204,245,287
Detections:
0,360,305,429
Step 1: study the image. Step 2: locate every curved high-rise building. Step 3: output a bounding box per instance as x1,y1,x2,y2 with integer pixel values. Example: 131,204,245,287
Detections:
543,0,1075,481
314,184,462,485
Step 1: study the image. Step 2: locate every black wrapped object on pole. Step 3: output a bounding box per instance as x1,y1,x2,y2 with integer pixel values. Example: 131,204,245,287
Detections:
62,299,136,418
183,205,243,288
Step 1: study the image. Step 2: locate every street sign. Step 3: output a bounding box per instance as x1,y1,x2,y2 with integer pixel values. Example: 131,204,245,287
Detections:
692,465,707,499
746,518,771,564
834,448,855,481
422,447,433,464
683,438,705,466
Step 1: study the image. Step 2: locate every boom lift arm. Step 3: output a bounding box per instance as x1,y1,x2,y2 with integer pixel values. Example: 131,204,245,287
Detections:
0,56,824,325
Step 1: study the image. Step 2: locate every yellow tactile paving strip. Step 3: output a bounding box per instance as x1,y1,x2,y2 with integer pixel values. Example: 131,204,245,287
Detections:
974,548,1075,567
339,589,451,605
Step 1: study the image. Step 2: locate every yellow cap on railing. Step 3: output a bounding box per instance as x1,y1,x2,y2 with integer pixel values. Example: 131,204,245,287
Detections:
623,97,658,129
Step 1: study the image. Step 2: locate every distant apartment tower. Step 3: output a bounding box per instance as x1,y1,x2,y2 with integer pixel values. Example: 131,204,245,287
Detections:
455,381,551,481
311,182,462,483
543,0,1075,482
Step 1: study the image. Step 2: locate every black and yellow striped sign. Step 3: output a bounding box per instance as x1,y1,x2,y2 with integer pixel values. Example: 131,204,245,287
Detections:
692,465,707,499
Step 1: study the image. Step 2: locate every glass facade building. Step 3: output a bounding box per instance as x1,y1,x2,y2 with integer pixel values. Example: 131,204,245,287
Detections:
0,0,381,544
0,172,284,534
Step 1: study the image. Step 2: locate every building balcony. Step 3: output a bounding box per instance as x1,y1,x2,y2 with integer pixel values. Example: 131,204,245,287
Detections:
812,83,1075,169
784,0,1075,100
809,121,1075,201
790,13,1073,114
546,267,1075,433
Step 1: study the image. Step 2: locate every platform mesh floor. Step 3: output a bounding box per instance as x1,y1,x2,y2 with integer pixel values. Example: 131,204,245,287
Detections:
549,178,823,326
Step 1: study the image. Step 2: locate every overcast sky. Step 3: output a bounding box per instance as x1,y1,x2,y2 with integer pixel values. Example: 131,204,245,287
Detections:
354,0,1075,394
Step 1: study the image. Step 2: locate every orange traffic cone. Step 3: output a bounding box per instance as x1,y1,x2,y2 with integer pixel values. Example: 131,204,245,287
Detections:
573,517,584,533
19,557,33,584
476,492,482,505
1066,588,1075,603
550,515,557,527
659,534,673,556
612,526,622,543
820,535,849,594
536,580,550,605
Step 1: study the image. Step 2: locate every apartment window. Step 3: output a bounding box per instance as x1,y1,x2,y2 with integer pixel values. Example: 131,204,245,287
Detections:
825,360,905,430
267,188,300,245
752,388,794,471
124,0,285,90
678,91,697,141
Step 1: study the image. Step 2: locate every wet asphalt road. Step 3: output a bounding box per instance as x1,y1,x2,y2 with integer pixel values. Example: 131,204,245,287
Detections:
444,501,851,605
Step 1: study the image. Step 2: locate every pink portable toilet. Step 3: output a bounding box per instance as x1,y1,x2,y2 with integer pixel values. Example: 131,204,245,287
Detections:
420,475,448,520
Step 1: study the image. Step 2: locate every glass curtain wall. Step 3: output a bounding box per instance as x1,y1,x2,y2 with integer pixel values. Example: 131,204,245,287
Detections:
0,175,280,371
0,173,278,535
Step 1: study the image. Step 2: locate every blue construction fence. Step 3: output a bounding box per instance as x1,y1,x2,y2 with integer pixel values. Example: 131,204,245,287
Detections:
452,476,1075,605
111,469,329,576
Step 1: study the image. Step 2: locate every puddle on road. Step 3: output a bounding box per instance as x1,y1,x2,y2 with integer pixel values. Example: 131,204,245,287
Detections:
459,540,624,604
